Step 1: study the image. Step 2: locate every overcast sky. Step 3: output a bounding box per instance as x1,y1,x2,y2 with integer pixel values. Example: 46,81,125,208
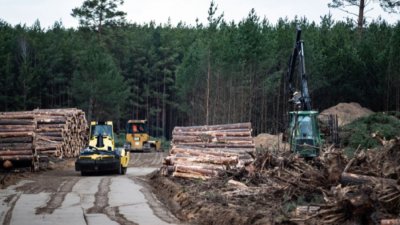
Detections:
0,0,398,29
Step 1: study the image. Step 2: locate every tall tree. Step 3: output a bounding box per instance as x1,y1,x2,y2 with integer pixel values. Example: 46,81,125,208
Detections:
71,41,129,122
328,0,400,30
71,0,126,34
205,1,223,125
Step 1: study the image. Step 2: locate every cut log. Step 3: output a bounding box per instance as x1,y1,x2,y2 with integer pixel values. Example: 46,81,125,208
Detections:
172,130,252,137
172,171,210,180
227,179,248,189
0,120,35,125
0,125,36,130
166,154,238,165
35,132,63,137
173,142,254,148
340,172,398,186
0,143,33,150
171,146,254,154
170,147,239,158
173,122,251,132
175,165,219,176
381,219,400,225
0,155,33,160
0,150,33,156
36,117,67,124
0,132,34,137
0,136,33,143
0,114,35,119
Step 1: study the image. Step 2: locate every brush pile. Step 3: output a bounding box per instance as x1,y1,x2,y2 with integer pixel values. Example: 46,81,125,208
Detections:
223,135,400,224
157,132,400,224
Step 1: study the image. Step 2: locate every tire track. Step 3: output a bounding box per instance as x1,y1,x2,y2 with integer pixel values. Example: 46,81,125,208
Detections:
3,193,21,225
87,177,137,225
36,177,79,214
86,177,110,214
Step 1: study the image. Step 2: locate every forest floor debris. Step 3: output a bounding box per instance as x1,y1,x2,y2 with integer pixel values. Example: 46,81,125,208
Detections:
151,135,400,225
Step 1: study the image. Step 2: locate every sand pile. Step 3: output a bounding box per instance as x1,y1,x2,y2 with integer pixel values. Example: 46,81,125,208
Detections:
253,133,287,150
319,102,373,127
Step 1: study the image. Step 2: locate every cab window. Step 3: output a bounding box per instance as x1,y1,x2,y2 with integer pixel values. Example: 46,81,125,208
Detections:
91,125,112,137
127,123,147,134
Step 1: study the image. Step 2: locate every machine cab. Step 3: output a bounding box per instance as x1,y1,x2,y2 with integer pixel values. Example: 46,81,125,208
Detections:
89,121,115,151
288,111,321,157
126,120,148,134
125,120,151,150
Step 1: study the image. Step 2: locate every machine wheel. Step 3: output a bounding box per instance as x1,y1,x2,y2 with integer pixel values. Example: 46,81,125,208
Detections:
121,166,127,175
81,171,88,176
116,165,122,174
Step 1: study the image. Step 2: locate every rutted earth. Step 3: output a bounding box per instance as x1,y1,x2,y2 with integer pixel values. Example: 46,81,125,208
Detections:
0,152,182,225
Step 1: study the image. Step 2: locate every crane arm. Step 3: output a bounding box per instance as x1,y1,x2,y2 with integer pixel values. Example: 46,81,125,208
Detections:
286,27,312,111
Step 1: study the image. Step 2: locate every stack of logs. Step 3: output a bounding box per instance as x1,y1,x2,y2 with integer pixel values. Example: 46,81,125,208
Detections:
0,108,88,166
162,123,255,180
0,114,36,162
33,109,88,158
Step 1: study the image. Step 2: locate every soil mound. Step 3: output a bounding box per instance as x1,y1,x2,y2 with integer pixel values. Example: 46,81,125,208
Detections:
319,102,373,126
253,133,288,150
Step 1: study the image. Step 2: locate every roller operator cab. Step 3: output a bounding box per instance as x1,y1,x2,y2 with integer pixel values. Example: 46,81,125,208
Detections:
75,121,129,175
125,120,161,152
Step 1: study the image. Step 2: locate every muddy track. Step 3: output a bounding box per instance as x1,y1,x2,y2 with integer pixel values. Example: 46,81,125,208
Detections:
87,177,137,225
87,177,111,214
36,177,80,214
3,194,21,225
0,153,180,225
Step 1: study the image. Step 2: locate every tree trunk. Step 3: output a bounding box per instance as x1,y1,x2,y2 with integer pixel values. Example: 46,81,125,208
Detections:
206,48,211,125
162,71,166,138
357,0,365,32
340,172,397,186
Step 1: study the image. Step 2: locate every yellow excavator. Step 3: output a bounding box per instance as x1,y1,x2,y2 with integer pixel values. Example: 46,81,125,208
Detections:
125,120,161,152
75,121,129,175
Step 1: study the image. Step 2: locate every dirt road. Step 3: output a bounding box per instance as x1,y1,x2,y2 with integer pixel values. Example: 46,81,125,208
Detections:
0,152,181,225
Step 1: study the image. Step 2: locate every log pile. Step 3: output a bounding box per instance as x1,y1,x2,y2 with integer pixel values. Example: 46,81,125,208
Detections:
162,123,255,180
0,108,88,167
0,114,36,164
32,108,88,158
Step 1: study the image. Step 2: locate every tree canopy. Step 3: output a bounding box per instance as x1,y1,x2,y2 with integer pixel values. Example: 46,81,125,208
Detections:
71,0,126,33
328,0,400,30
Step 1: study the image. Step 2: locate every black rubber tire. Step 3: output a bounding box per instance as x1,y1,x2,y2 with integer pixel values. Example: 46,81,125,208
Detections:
121,166,127,175
81,171,88,176
116,164,122,174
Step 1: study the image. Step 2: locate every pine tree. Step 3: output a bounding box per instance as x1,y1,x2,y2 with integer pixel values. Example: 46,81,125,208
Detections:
71,41,129,122
71,0,126,34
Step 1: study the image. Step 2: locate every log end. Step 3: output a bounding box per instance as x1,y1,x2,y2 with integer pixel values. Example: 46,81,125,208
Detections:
3,160,13,169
